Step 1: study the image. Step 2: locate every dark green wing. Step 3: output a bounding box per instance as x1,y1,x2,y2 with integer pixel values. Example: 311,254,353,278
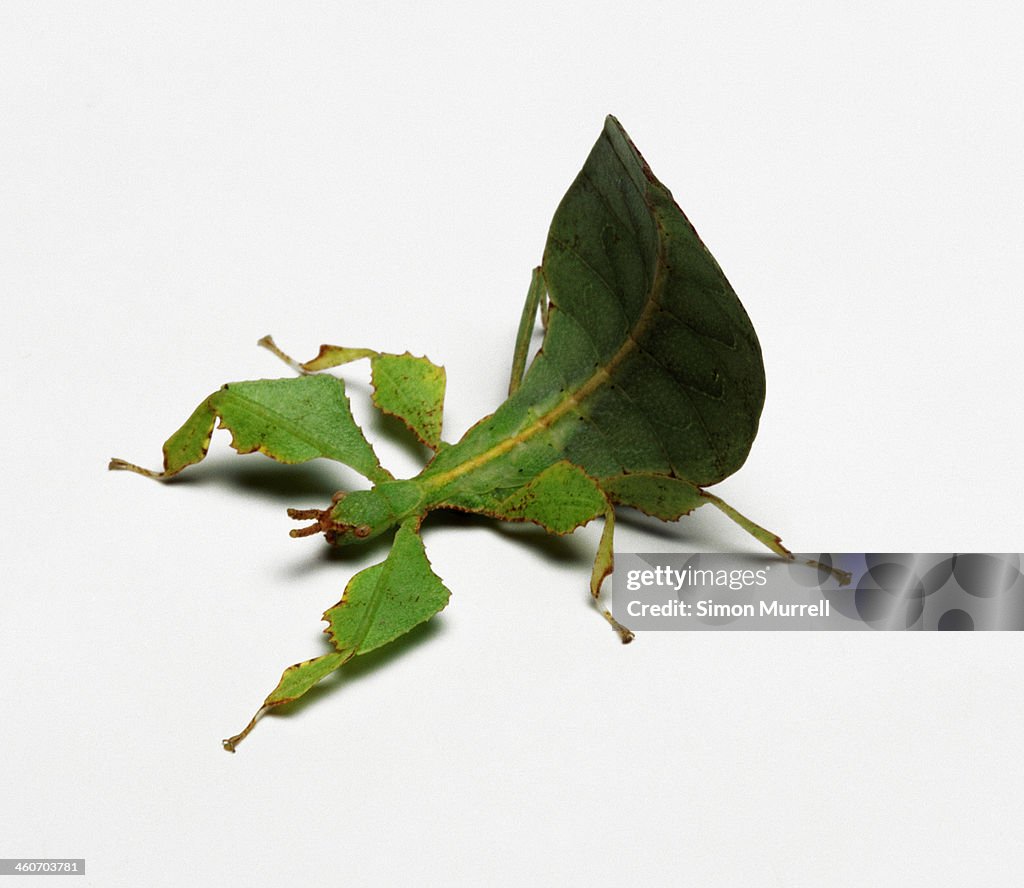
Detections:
421,115,765,501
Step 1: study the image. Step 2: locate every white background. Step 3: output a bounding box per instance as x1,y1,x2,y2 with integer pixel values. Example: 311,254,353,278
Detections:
2,2,1022,885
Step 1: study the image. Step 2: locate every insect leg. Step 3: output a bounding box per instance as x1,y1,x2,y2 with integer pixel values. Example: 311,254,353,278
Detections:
508,266,546,395
260,335,382,374
702,493,851,585
591,506,635,643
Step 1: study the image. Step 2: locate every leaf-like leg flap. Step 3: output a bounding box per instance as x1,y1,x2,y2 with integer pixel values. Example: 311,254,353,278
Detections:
508,266,546,396
222,652,347,752
702,492,851,585
260,334,377,372
223,518,449,751
323,519,450,655
109,375,390,483
368,353,446,450
591,506,634,643
108,400,217,480
261,336,446,451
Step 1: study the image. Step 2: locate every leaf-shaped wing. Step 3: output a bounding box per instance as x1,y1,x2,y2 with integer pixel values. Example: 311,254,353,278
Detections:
537,116,765,484
420,116,764,495
110,375,389,483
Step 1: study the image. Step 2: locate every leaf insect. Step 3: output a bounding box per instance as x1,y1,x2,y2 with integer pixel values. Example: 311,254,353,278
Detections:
110,116,847,751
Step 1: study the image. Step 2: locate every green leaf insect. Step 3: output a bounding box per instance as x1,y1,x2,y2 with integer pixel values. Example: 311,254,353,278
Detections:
110,116,847,751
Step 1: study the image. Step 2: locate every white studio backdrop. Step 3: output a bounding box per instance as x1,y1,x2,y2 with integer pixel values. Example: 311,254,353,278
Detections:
1,2,1022,886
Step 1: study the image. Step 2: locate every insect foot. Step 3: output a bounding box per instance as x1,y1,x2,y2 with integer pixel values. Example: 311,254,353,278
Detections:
603,611,635,644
